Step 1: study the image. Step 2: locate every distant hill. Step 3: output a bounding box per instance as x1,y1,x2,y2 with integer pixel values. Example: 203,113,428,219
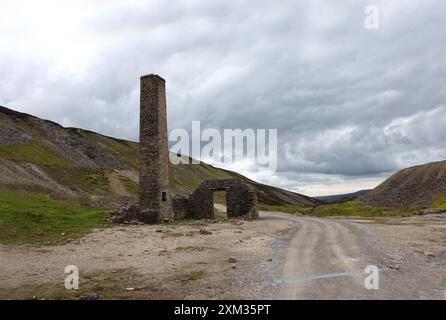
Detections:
315,190,371,203
0,105,319,208
359,161,446,208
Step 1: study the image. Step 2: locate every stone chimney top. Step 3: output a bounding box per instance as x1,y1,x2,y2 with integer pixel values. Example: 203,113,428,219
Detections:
140,74,165,82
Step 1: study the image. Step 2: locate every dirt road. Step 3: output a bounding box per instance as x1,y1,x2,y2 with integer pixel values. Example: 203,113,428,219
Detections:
268,213,446,299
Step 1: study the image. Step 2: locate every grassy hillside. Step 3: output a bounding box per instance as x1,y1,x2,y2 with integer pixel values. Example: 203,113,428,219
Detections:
359,160,446,208
309,191,446,218
0,105,319,244
315,190,371,203
309,200,418,217
0,105,318,207
309,166,446,216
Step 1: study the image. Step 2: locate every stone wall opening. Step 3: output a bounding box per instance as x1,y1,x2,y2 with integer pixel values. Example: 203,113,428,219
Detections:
213,190,227,219
188,179,259,220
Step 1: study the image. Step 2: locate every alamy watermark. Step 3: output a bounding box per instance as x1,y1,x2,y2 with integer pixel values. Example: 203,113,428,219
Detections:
169,121,278,173
274,265,381,290
364,5,380,30
64,265,79,290
364,264,379,290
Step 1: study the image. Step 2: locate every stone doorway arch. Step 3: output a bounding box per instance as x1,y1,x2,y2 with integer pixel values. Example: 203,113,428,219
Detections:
188,179,258,220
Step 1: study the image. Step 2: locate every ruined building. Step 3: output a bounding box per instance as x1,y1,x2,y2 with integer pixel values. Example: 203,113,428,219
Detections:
187,179,258,220
137,74,258,223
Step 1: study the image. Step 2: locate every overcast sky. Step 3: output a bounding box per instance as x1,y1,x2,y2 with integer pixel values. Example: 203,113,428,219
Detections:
1,0,445,196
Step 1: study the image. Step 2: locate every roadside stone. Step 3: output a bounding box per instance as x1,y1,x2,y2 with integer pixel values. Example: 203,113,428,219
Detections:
387,264,400,270
417,208,446,216
107,202,139,224
93,284,104,292
228,257,237,263
199,229,212,235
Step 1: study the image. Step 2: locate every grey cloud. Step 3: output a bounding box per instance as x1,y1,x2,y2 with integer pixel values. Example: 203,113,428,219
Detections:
1,0,445,195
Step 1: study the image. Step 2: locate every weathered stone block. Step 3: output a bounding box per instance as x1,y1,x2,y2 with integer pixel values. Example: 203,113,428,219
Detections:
172,195,190,220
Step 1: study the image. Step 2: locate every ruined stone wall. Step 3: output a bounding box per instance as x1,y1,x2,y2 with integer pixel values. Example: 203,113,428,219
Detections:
188,179,258,220
138,74,172,223
117,75,258,224
172,195,190,220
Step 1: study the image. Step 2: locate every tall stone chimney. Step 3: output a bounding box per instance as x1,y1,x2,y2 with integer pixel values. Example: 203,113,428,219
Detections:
138,74,171,223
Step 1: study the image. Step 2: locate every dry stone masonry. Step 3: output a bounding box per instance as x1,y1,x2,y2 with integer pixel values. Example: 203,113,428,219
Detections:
138,74,172,223
135,74,257,223
171,179,259,220
188,179,258,220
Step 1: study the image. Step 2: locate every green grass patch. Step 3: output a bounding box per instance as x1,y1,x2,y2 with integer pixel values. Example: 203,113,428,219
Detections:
0,268,146,300
86,133,139,169
258,204,311,214
0,191,110,245
119,176,139,195
309,200,417,217
430,193,446,208
213,207,228,221
0,142,74,167
213,191,227,205
45,167,111,195
184,270,204,281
